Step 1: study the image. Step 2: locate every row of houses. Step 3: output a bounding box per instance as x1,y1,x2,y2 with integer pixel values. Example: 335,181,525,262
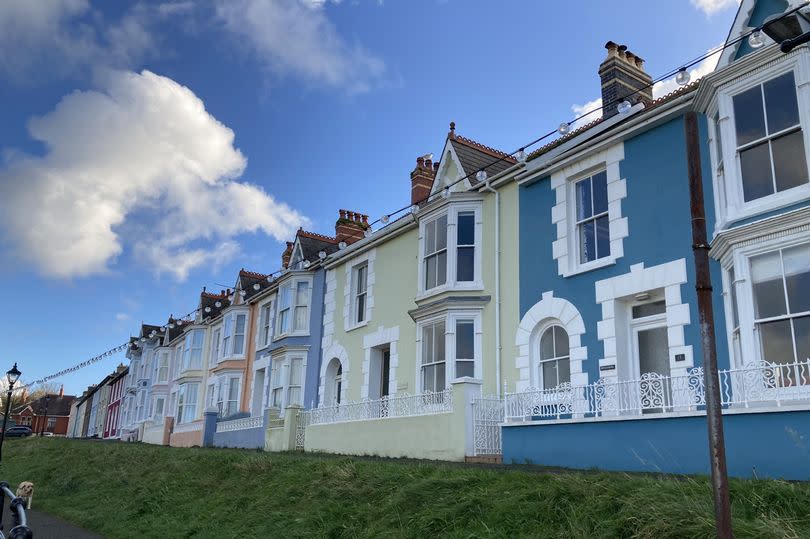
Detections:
68,0,810,479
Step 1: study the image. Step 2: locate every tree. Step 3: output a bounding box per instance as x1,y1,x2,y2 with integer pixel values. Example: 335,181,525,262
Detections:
0,381,61,414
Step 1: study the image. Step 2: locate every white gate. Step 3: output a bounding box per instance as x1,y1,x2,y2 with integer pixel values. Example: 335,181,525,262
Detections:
472,395,504,456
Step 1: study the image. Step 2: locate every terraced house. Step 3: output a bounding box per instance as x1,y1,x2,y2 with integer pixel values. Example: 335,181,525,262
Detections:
72,0,810,481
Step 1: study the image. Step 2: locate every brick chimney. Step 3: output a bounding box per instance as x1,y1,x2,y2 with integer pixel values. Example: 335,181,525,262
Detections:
59,384,64,398
411,153,437,206
335,209,368,245
281,241,294,268
599,41,653,118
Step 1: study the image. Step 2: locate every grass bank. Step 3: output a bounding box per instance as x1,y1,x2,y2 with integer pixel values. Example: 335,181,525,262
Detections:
2,438,808,538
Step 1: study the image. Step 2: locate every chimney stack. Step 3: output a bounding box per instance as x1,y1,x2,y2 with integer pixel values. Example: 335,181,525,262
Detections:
599,41,653,119
335,209,368,245
281,242,294,268
59,384,64,398
411,153,437,206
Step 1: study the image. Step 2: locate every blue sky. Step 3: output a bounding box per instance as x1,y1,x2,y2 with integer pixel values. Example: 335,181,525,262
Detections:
0,0,740,395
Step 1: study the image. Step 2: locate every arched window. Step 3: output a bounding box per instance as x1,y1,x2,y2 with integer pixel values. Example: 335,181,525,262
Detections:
334,364,343,405
539,325,570,390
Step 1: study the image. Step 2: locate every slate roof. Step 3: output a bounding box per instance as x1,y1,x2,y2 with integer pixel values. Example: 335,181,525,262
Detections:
14,394,76,417
449,135,517,185
238,269,270,301
200,290,230,320
297,230,340,263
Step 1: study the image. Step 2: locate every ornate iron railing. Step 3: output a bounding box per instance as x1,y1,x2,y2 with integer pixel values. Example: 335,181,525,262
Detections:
0,481,31,539
471,395,504,456
304,390,453,426
215,415,263,433
505,359,810,422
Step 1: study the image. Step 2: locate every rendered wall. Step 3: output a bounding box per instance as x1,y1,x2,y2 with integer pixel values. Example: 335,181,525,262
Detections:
169,423,203,447
214,427,264,449
502,409,810,480
142,424,166,445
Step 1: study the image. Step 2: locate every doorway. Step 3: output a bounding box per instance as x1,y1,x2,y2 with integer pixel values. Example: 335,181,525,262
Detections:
629,299,670,412
368,345,391,400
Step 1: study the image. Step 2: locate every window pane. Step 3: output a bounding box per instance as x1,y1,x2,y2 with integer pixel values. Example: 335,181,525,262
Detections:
772,130,808,193
456,360,475,379
279,286,291,309
294,306,308,331
540,328,554,360
794,316,810,363
632,300,667,319
458,212,475,246
437,251,447,287
553,326,569,357
576,178,592,220
296,281,310,305
278,311,289,334
751,251,787,318
784,244,810,314
290,359,303,385
423,325,434,364
457,246,474,282
729,268,739,329
229,378,239,399
435,321,446,363
235,315,245,334
595,215,610,259
423,364,435,392
436,215,448,250
733,85,766,145
233,335,244,355
456,321,474,359
542,361,557,389
425,220,436,254
592,171,608,214
558,358,571,385
760,319,795,364
740,142,775,202
579,221,596,263
436,361,446,391
425,255,436,290
356,265,367,294
356,294,365,323
764,72,800,134
714,112,724,163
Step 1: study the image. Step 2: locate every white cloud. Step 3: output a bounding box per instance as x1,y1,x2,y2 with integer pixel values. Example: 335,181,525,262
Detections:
570,97,604,129
690,0,740,16
115,313,131,321
215,0,385,94
0,70,308,281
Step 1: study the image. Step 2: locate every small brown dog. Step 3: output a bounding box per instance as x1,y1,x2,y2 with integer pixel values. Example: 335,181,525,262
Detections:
15,482,33,509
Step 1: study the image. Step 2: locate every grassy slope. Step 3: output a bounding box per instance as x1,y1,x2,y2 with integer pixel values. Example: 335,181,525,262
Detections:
2,438,808,539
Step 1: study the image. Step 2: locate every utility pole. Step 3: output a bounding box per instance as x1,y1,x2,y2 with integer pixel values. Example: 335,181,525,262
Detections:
684,112,733,538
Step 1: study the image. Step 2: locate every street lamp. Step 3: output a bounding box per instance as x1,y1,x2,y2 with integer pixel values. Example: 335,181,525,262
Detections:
0,363,21,464
760,6,810,53
39,395,50,437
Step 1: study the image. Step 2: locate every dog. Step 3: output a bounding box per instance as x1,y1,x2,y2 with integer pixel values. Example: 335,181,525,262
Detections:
15,482,33,510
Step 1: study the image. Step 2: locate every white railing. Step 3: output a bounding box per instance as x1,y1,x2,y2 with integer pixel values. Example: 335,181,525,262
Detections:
172,420,203,433
505,359,810,422
215,415,263,433
472,395,504,456
305,390,453,426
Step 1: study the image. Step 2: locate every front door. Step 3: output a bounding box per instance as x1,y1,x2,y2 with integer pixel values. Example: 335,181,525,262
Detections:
630,300,670,413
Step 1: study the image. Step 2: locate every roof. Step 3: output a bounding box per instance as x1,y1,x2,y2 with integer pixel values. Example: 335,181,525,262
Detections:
13,394,76,417
297,229,340,264
238,269,269,301
447,131,517,185
527,80,701,162
200,289,230,320
140,324,162,339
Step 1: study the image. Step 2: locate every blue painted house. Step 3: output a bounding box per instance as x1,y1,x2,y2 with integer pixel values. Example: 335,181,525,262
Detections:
503,0,810,480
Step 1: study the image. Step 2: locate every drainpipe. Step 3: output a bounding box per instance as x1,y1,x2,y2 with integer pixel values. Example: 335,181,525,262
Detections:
684,112,732,538
482,180,501,397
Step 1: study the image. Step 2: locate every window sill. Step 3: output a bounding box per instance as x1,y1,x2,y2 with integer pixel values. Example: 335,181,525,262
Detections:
272,331,310,341
563,256,616,277
723,186,810,228
346,320,369,333
218,355,245,363
416,282,485,302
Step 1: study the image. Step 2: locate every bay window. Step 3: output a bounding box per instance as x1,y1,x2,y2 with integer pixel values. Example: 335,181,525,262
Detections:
181,329,204,371
176,383,199,424
419,204,482,295
221,312,247,358
421,320,446,393
216,376,241,417
275,278,311,337
455,320,475,378
155,351,169,383
268,352,306,411
419,312,481,393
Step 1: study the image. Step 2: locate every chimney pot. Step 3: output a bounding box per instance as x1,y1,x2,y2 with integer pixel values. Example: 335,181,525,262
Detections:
362,214,368,224
625,51,635,64
417,156,424,167
425,158,432,169
339,209,346,220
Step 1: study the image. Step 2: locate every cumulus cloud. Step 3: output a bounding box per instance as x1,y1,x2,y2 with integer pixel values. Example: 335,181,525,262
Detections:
690,0,740,16
0,70,307,281
215,0,385,94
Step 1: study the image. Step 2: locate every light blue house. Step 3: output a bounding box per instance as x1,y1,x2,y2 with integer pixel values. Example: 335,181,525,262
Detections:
503,0,810,480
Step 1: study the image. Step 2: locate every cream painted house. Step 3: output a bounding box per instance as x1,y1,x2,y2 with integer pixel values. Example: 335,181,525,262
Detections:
305,125,525,461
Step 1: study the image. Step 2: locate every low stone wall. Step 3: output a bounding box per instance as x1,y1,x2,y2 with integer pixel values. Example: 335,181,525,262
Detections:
502,407,810,480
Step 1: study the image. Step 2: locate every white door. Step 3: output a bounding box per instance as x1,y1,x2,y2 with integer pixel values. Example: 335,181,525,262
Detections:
630,300,670,413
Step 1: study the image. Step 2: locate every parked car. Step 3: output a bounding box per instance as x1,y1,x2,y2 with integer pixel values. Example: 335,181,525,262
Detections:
4,426,33,437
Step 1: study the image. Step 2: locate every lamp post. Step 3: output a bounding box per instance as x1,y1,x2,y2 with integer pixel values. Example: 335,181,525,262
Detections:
0,363,22,464
39,395,50,437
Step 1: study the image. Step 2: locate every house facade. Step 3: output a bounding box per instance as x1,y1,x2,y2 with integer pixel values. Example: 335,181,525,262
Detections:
501,0,810,480
11,387,75,436
103,366,128,439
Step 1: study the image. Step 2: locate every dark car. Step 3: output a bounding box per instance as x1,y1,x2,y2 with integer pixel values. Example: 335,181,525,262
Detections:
4,426,33,437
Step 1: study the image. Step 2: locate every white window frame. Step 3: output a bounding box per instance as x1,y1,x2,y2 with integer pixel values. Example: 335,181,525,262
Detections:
212,326,222,363
176,382,199,424
258,299,274,348
274,277,313,338
152,396,165,420
710,54,810,228
155,351,169,383
214,374,241,418
415,310,482,393
268,350,308,413
181,329,204,372
572,170,611,266
724,231,810,370
220,310,248,360
550,143,627,277
417,202,483,299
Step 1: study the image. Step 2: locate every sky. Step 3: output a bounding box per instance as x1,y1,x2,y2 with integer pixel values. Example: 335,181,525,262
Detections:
0,0,741,395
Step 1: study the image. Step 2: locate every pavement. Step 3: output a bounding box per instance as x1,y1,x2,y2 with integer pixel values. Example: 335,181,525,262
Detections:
3,507,104,538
